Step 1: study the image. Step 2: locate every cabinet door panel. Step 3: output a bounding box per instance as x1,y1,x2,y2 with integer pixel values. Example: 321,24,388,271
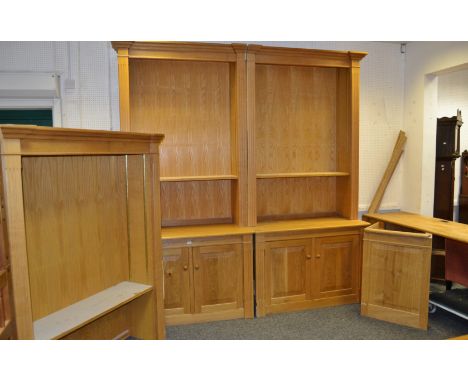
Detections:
361,224,432,329
163,247,191,316
264,239,312,305
193,244,243,313
315,235,359,298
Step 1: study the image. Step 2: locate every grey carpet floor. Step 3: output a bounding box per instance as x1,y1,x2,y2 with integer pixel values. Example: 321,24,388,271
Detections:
166,303,468,340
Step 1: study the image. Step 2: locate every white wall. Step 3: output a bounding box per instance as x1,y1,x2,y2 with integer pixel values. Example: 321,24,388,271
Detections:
402,42,468,215
437,68,468,215
0,41,120,130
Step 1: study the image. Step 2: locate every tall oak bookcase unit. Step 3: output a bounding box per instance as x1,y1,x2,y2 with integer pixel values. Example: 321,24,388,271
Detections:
112,42,254,325
113,42,368,321
0,125,165,339
246,45,368,316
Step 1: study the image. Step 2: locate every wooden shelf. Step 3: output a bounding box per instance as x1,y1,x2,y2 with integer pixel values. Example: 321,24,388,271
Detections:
161,218,369,239
160,175,238,182
256,172,349,179
162,224,254,240
33,281,152,340
255,217,369,234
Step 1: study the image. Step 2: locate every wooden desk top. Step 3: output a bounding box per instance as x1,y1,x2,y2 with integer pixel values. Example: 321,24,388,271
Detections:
364,211,468,244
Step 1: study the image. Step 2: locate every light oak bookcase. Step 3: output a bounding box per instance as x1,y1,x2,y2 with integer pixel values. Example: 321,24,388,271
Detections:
246,45,369,315
0,125,165,339
113,42,368,321
113,42,254,324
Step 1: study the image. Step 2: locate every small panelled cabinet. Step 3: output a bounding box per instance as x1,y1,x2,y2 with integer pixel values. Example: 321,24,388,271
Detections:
113,41,368,323
0,125,165,340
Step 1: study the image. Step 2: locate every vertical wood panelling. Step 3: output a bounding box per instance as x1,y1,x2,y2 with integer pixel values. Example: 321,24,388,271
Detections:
256,177,337,221
0,125,164,339
255,64,337,174
129,59,232,177
160,180,233,226
22,155,129,320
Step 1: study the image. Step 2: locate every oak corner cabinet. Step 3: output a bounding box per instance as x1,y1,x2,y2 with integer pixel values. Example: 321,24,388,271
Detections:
113,41,367,320
0,124,165,340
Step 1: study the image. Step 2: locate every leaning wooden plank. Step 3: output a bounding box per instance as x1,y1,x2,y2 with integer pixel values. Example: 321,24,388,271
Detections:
34,281,152,340
368,131,407,213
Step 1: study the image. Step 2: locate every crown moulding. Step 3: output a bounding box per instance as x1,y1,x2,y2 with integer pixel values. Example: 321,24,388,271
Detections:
249,45,367,68
112,41,247,62
0,125,164,144
112,41,367,68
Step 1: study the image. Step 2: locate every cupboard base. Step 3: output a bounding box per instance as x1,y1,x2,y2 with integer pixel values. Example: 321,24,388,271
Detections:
166,308,251,326
257,293,360,317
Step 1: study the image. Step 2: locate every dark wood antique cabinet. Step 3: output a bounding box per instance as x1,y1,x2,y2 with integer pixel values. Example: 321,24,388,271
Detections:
432,110,463,283
433,111,462,222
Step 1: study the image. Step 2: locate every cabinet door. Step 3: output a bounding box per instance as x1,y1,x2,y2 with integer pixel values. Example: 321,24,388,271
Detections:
162,247,192,316
315,235,359,299
264,239,313,306
192,244,243,314
361,224,432,329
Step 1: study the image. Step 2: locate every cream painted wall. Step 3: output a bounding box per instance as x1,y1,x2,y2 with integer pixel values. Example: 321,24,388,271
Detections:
402,42,468,215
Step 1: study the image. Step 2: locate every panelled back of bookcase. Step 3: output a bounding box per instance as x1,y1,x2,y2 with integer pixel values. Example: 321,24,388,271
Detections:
247,46,363,224
114,42,365,228
0,125,165,339
22,155,130,320
129,60,232,178
116,43,248,227
255,64,338,174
